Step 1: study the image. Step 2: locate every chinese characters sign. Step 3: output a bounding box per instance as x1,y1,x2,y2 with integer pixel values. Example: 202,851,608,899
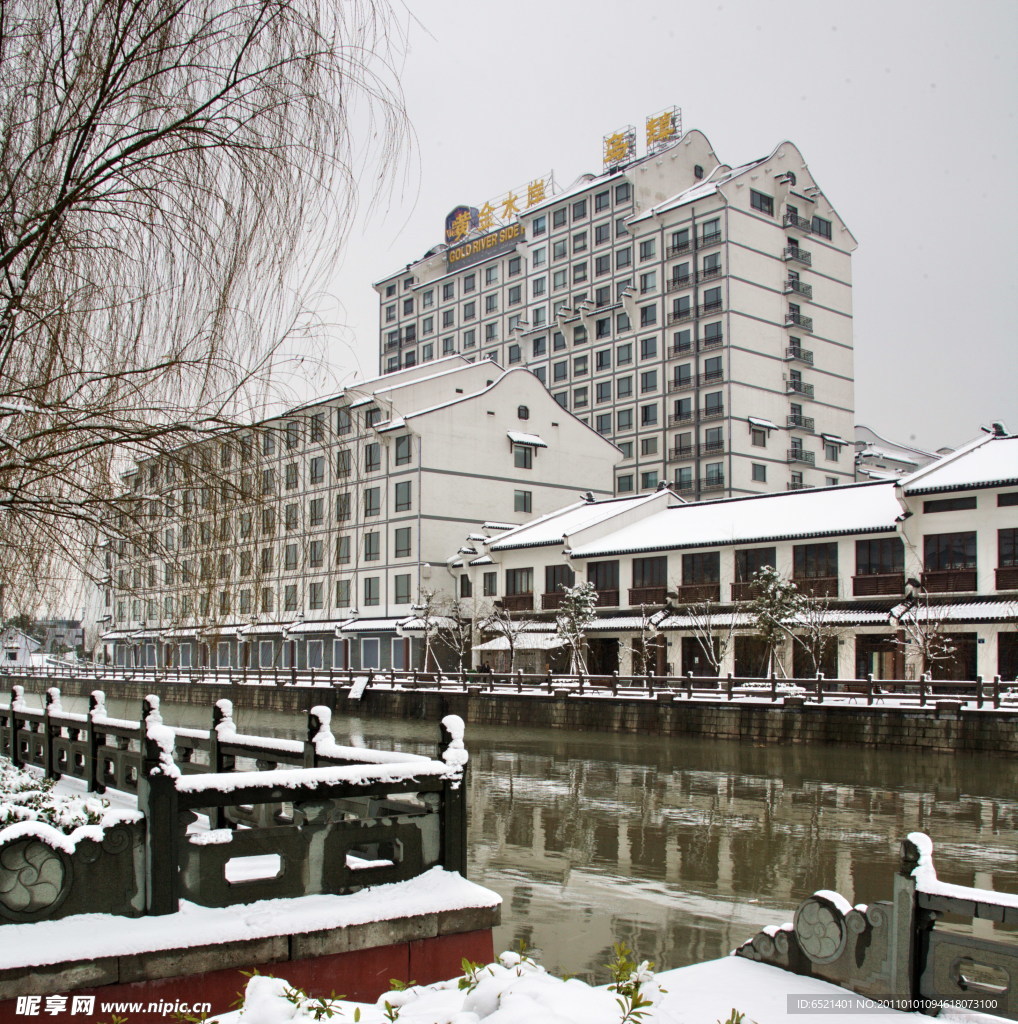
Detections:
603,106,683,169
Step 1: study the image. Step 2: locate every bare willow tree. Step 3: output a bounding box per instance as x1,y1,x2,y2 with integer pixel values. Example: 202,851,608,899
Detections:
0,0,407,612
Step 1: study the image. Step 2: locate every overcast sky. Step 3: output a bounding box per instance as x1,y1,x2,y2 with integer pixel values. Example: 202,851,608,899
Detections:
310,0,1017,454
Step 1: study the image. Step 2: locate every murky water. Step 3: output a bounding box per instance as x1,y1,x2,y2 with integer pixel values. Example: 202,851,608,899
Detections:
62,694,1018,984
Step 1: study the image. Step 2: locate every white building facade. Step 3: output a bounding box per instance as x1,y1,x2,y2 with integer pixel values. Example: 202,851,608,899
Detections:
454,430,1018,682
103,359,619,671
376,126,857,499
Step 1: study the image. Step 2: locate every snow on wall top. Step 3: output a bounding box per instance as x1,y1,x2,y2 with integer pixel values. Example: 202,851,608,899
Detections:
568,481,900,557
901,434,1018,495
0,868,501,970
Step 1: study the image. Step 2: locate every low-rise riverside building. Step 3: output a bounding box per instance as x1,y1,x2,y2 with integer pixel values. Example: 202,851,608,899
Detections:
454,428,1018,681
101,358,619,670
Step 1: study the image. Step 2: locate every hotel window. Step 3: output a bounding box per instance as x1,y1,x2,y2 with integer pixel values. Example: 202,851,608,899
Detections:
365,442,381,471
596,381,612,403
552,208,567,228
514,489,532,513
533,277,547,297
616,247,632,268
641,403,658,426
508,255,522,276
751,428,767,448
422,316,433,335
394,480,412,511
309,539,324,567
365,406,382,428
402,297,413,315
594,254,610,276
924,532,977,571
702,218,721,242
284,503,298,530
703,287,722,312
532,215,547,237
485,323,498,342
640,336,657,359
309,497,324,526
572,198,587,219
395,574,412,604
640,271,657,294
574,354,589,375
595,190,610,211
442,310,454,328
363,577,380,607
463,329,476,347
463,301,476,320
552,239,567,260
309,456,324,484
394,527,412,558
336,492,351,522
615,182,632,203
617,343,633,365
283,585,298,612
641,369,658,393
485,266,499,286
532,336,547,356
640,304,657,327
825,442,840,461
443,337,455,354
704,391,723,415
421,342,433,361
284,544,298,571
735,547,776,581
285,420,300,448
617,375,633,398
856,538,904,575
553,360,567,381
811,215,833,239
364,531,380,561
641,436,658,455
596,413,611,433
752,464,767,482
508,284,522,305
463,272,476,293
385,304,396,322
595,223,611,245
573,262,588,283
617,408,633,431
335,407,351,434
617,474,634,492
364,487,380,517
573,386,589,408
554,391,568,408
595,317,610,339
442,282,455,300
335,579,350,607
573,231,587,253
793,542,838,579
422,288,434,307
483,571,498,596
336,535,351,564
639,239,656,261
750,190,774,215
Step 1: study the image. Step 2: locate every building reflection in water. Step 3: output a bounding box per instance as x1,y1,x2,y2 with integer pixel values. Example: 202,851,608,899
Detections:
74,697,1018,986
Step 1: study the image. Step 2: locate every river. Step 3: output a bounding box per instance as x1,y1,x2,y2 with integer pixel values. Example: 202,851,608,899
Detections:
64,695,1018,985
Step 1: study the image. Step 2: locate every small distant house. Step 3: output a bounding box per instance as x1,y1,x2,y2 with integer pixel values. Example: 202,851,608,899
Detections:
1,628,42,667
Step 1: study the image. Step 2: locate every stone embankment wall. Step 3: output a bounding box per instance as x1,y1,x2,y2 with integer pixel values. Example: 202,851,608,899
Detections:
15,676,1017,756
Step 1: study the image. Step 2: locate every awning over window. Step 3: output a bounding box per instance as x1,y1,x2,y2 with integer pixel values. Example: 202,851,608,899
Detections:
507,430,547,448
748,417,779,430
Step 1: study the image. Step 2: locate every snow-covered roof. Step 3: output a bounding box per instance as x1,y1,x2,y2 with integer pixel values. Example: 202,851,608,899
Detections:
285,619,349,635
473,634,565,651
894,600,1018,624
487,492,667,551
901,433,1018,495
339,618,406,633
568,481,900,558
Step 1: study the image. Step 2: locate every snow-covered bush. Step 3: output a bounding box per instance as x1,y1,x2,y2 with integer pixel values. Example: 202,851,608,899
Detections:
0,757,107,833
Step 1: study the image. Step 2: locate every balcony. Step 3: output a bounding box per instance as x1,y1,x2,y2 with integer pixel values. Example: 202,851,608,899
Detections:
853,573,905,597
668,412,694,427
730,581,755,601
700,440,726,456
668,444,694,461
699,300,723,317
629,586,667,605
996,566,1018,591
672,583,721,603
787,448,815,465
699,369,724,386
922,569,977,594
701,334,724,350
541,592,564,610
593,589,620,607
787,413,815,431
700,266,723,283
783,246,812,266
500,594,534,612
785,311,814,332
670,340,693,356
786,481,815,491
784,278,813,299
700,477,726,493
666,275,692,294
669,376,694,393
786,346,814,365
666,240,692,258
783,211,813,232
793,576,838,598
699,231,723,248
786,379,815,399
668,308,694,324
701,405,725,421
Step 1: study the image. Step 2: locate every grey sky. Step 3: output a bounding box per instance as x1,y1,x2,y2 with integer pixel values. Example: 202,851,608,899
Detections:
316,0,1017,453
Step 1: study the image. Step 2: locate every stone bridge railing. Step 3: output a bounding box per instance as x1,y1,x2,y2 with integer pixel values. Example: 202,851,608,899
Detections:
737,832,1017,1018
0,687,468,924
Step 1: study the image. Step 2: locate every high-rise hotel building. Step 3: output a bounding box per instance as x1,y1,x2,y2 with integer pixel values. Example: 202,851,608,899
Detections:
375,121,857,498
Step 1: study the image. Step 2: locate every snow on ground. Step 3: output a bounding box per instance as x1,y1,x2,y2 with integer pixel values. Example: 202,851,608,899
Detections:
209,949,1009,1024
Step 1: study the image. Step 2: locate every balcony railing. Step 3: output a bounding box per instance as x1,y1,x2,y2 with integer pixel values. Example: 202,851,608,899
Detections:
700,266,723,283
669,376,694,393
701,440,725,456
787,448,815,465
793,575,838,597
699,477,726,493
783,211,813,232
996,566,1018,591
500,594,534,612
853,573,905,597
786,346,814,365
787,413,815,431
668,308,693,324
666,275,692,293
628,586,667,605
787,481,815,490
669,412,694,427
668,445,694,461
783,246,812,266
670,340,693,356
784,278,813,299
922,569,977,594
786,379,815,398
701,334,723,350
699,231,723,248
699,369,724,386
666,240,692,258
701,405,725,421
699,301,723,317
593,589,620,607
672,583,721,603
730,581,755,601
785,311,814,332
541,592,564,610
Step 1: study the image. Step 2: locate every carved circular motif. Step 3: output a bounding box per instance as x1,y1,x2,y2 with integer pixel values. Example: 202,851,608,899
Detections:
102,824,132,856
0,840,72,922
794,895,848,964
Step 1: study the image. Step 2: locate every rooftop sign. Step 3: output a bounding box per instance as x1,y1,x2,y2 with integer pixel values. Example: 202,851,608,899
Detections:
604,106,682,170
